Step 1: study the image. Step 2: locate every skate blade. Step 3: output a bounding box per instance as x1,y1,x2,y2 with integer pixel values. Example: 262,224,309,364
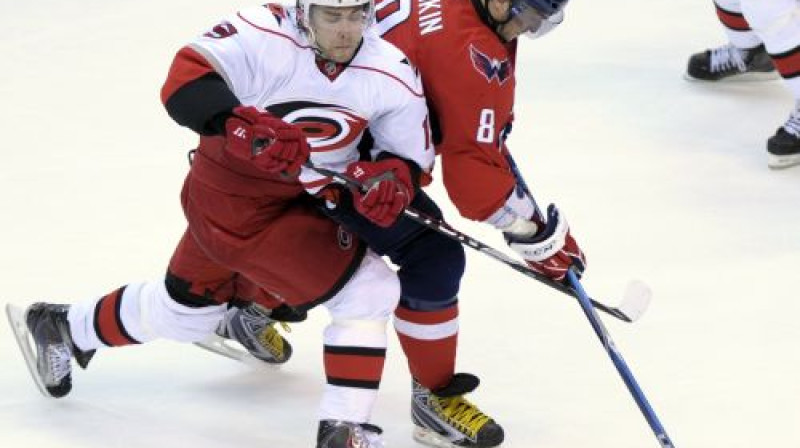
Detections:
5,304,54,398
412,426,463,448
768,153,800,169
683,71,780,83
193,334,280,370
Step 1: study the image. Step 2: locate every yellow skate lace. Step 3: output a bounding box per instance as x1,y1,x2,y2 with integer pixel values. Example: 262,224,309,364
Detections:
433,395,491,438
257,322,291,359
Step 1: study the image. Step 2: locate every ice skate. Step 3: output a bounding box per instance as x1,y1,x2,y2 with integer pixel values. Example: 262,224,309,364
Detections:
194,303,293,366
685,44,777,82
6,302,95,398
317,419,385,448
411,373,504,447
768,101,800,169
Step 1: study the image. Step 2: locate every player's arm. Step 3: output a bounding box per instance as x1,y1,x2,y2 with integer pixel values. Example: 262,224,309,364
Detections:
160,14,309,175
431,56,518,222
308,55,433,228
332,63,434,227
161,8,280,136
434,51,585,282
160,46,240,136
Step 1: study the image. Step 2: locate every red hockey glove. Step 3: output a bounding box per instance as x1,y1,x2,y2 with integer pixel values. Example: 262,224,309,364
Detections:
505,204,586,283
224,105,309,175
344,158,415,228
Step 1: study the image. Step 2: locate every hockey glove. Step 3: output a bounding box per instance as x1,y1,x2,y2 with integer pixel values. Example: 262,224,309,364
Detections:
344,158,415,228
224,105,309,175
505,204,586,283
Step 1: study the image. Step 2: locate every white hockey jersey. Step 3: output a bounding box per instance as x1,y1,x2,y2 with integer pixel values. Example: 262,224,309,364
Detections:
187,4,434,193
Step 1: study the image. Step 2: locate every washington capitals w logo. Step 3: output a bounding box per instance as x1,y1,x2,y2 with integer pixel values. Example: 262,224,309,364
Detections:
469,44,511,84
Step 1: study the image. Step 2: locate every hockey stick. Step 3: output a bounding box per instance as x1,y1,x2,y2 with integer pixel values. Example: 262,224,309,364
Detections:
566,270,675,447
305,163,650,323
503,152,672,443
503,151,545,221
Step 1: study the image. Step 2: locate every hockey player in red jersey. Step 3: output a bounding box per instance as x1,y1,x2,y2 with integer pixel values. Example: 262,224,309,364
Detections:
220,0,585,447
376,0,567,230
376,1,585,447
7,0,441,446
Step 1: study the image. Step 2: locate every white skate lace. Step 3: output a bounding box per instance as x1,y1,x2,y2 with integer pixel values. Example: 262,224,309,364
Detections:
709,44,747,73
45,343,72,384
783,102,800,137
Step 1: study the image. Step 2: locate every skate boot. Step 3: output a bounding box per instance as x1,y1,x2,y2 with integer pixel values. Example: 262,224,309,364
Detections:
8,303,95,398
218,304,293,364
768,101,800,169
411,373,504,447
317,420,385,448
686,44,777,81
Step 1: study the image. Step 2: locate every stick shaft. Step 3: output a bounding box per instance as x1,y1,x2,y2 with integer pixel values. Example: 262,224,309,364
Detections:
567,270,675,447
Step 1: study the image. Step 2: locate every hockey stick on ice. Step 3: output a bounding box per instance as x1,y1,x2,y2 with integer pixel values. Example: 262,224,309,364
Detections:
305,163,650,323
566,270,675,447
504,151,671,443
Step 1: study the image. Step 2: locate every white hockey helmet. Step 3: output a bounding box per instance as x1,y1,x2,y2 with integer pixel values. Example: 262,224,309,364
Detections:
296,0,375,41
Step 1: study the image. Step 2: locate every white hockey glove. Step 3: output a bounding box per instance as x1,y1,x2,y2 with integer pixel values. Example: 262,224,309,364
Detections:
505,204,586,283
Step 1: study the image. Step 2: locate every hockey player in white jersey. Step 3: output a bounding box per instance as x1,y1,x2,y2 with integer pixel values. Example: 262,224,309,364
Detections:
686,0,800,169
7,0,438,446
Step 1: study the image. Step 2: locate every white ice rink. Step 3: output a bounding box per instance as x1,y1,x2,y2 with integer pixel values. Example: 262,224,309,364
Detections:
1,0,799,446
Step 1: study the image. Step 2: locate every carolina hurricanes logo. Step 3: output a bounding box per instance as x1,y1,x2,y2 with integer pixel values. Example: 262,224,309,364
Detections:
469,44,511,85
266,101,368,152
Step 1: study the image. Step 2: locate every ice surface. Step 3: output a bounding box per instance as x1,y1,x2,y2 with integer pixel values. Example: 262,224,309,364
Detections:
1,0,798,446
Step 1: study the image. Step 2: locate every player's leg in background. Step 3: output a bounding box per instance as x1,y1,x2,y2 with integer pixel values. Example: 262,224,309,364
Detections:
686,0,777,81
743,0,800,168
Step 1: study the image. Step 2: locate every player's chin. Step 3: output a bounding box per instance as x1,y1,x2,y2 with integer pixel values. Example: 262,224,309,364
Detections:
327,47,357,63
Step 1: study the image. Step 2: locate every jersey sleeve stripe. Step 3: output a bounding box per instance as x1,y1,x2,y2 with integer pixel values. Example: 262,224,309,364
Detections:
160,47,216,105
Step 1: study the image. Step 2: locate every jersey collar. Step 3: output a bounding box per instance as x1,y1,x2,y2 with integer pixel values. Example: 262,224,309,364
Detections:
313,40,364,81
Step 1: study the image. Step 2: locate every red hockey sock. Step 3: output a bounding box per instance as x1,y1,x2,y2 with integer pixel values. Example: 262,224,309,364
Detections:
394,304,458,390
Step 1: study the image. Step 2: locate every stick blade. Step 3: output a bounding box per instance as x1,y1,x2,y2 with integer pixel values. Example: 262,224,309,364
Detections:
617,280,653,322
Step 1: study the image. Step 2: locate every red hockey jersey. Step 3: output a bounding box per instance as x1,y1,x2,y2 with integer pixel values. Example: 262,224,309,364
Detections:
376,0,519,221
